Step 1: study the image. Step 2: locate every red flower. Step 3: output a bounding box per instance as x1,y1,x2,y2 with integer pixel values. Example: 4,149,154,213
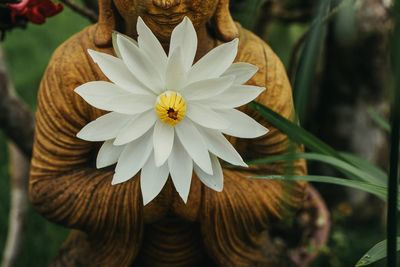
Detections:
8,0,63,24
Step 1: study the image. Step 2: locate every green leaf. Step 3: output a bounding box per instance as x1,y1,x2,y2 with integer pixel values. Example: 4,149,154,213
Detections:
253,175,400,213
250,102,389,184
356,238,400,266
368,108,390,132
293,0,330,122
249,152,386,186
339,152,388,186
254,175,387,200
250,102,344,159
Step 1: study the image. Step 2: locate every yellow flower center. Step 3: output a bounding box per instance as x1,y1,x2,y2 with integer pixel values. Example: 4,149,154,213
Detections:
155,91,187,126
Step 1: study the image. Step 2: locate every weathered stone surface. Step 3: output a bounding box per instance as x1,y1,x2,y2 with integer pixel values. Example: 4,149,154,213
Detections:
29,1,319,266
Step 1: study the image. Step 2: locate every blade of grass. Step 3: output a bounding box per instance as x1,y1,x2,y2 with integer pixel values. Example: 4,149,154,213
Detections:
253,175,387,200
250,101,389,184
249,152,386,186
250,101,342,158
356,238,400,266
293,0,330,122
387,0,400,265
288,0,355,80
339,152,388,185
368,108,390,132
253,175,400,212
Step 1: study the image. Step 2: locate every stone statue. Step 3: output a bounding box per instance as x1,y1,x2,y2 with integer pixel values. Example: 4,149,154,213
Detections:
29,0,328,266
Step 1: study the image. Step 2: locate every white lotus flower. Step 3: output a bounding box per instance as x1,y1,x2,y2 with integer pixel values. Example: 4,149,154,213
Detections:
75,17,269,205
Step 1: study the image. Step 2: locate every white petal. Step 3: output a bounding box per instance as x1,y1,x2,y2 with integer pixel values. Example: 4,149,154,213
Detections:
112,128,153,184
187,38,239,83
137,17,168,81
75,81,129,110
112,31,138,58
175,119,213,175
140,153,170,205
196,127,247,167
77,112,131,141
222,62,259,84
153,120,174,167
181,75,234,101
87,49,152,95
101,94,155,115
194,154,223,192
217,109,269,138
76,81,155,114
114,110,157,145
169,16,197,71
165,48,186,91
96,140,124,168
117,34,163,93
186,104,230,130
168,138,193,203
199,85,265,109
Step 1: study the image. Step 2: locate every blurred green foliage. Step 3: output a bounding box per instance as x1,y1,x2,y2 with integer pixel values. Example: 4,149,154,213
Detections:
0,8,89,266
2,10,90,108
293,0,330,122
230,0,267,30
266,23,307,66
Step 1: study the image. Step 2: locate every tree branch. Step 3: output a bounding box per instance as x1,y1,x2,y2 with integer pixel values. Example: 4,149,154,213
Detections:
0,47,31,267
0,49,34,157
1,143,29,267
59,0,98,23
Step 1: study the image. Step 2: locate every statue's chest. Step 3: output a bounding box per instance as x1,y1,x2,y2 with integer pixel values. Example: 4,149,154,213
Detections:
130,212,212,267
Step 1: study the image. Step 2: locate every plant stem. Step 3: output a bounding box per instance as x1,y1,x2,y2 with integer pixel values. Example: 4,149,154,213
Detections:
387,1,400,266
59,0,98,22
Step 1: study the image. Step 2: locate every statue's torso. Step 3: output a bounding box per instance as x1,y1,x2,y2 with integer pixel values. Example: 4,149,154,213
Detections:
31,23,306,267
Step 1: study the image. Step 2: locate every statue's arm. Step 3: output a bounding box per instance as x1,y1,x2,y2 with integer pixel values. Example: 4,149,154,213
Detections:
29,45,143,235
243,42,307,176
199,45,307,264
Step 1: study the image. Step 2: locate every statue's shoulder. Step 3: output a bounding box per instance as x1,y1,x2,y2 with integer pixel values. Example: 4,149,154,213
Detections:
237,24,289,88
41,25,101,96
38,25,102,119
47,25,98,76
236,23,279,65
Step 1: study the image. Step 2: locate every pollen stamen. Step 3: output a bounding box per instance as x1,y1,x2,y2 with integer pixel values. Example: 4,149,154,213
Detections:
155,91,186,126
